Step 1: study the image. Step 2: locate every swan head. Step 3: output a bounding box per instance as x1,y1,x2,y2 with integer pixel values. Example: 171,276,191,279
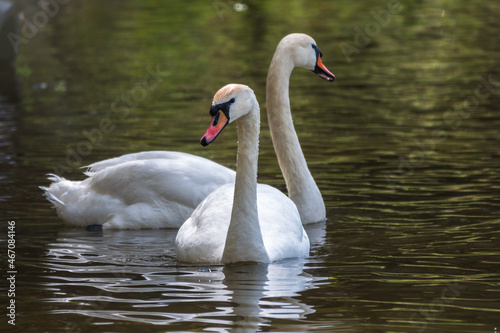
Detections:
201,84,256,146
279,33,335,82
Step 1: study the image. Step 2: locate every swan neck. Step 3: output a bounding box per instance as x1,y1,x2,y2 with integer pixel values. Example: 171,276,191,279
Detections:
222,103,269,263
266,44,326,223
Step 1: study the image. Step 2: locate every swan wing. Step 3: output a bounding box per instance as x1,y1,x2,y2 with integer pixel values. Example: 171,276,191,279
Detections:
176,183,234,264
85,151,200,174
43,153,235,229
256,185,310,261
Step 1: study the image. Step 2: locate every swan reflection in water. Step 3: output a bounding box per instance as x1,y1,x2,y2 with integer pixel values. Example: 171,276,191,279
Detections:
44,222,327,331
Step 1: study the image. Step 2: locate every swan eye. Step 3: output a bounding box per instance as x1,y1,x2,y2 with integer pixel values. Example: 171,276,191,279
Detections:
211,98,235,118
312,44,323,58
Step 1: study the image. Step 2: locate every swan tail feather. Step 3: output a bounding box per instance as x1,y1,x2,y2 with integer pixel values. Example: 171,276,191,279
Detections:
46,173,66,183
41,188,111,227
41,174,69,207
40,186,66,207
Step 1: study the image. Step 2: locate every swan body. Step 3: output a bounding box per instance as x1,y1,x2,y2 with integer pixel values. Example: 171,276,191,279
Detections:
42,33,334,229
176,183,308,263
176,84,310,264
42,151,235,229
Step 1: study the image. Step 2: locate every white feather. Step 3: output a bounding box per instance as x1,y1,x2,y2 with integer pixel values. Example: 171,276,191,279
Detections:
42,152,235,229
176,84,309,264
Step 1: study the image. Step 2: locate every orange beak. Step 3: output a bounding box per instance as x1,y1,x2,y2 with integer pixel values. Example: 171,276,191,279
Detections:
201,110,230,146
313,55,335,82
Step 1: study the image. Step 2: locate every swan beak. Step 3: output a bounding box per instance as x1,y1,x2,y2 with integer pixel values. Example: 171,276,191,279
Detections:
201,110,230,146
313,56,335,82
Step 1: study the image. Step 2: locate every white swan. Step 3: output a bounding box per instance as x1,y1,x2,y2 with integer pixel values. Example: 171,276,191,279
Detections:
41,33,334,229
175,84,310,264
42,152,235,229
267,33,334,223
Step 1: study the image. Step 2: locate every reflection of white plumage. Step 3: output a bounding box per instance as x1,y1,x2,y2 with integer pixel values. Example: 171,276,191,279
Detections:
176,84,310,264
41,33,334,229
47,229,320,328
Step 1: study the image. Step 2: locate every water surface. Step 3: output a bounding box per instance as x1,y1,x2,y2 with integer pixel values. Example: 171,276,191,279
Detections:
1,1,499,332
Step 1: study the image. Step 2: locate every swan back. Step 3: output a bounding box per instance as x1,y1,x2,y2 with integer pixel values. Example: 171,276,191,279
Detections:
42,152,235,229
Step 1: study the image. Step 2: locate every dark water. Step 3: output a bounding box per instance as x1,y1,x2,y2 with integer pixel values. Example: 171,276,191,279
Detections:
1,0,500,332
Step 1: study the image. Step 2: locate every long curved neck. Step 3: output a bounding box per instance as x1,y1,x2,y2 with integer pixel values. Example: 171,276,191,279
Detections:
222,104,270,263
266,46,326,223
